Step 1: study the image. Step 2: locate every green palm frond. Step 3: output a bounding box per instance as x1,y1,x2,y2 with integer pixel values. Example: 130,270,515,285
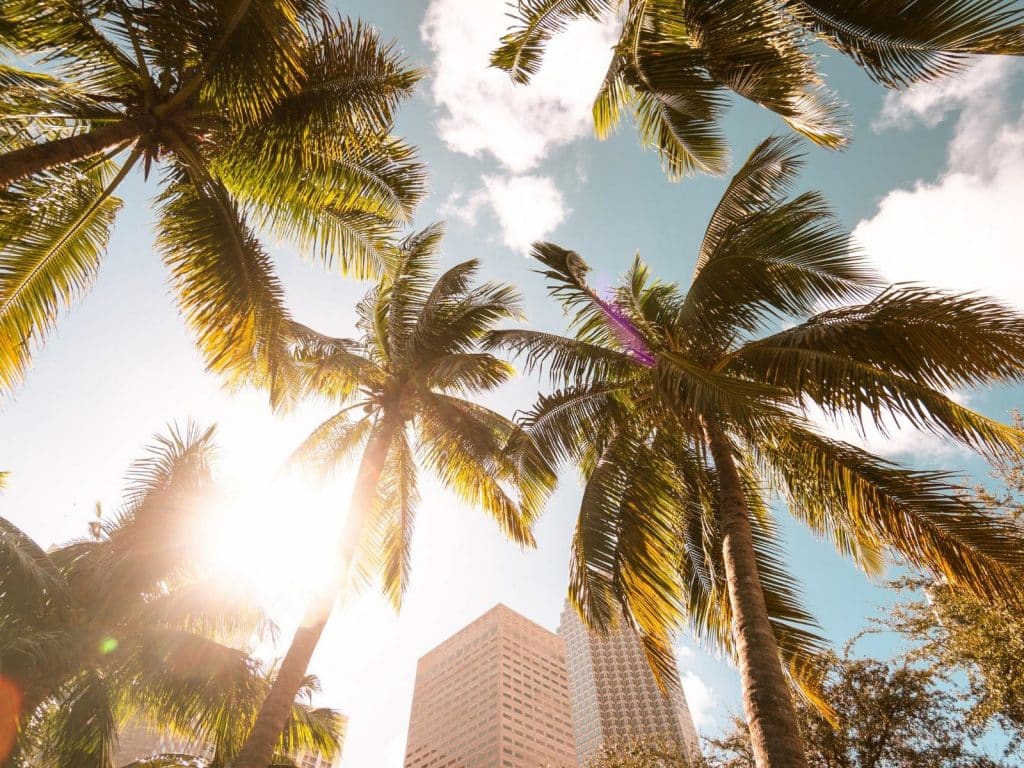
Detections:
787,0,1024,88
157,173,297,409
740,285,1024,392
364,426,419,608
417,393,535,547
0,159,125,397
485,329,644,386
37,668,118,768
0,516,69,618
288,411,374,481
758,423,1024,602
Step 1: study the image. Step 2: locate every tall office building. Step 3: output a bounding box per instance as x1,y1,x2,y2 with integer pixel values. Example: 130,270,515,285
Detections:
559,605,701,765
403,604,577,768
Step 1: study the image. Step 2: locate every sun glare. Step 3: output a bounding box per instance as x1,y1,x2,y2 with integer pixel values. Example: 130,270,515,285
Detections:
199,472,350,618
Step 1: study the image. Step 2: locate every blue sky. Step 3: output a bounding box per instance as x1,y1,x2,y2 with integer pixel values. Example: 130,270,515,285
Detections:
3,2,1024,766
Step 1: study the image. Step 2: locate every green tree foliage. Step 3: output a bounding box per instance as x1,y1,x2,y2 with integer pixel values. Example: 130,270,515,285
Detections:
880,413,1024,757
233,226,542,768
488,136,1024,766
0,424,342,768
581,736,700,767
704,652,1006,768
0,0,426,403
492,0,1024,177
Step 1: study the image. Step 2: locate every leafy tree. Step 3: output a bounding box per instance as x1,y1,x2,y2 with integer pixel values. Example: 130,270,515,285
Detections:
0,424,341,768
492,0,1024,178
0,0,426,402
232,226,542,768
704,652,1006,768
487,136,1024,767
578,736,700,767
880,414,1024,757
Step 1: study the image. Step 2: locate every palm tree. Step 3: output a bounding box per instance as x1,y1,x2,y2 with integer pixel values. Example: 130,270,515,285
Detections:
487,137,1024,766
491,0,1024,177
0,424,337,768
0,1,426,403
232,225,542,768
121,667,342,768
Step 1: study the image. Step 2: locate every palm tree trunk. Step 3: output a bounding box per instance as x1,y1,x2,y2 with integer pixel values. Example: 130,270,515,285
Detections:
232,420,397,768
0,117,149,188
705,421,808,768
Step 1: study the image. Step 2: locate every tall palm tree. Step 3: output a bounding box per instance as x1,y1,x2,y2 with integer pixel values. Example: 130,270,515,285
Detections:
491,0,1024,177
0,424,337,768
487,137,1024,767
0,1,426,403
233,225,542,768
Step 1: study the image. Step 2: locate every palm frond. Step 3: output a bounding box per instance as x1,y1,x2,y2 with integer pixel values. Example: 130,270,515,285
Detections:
678,190,879,348
288,411,373,482
417,393,535,547
37,668,118,768
486,329,643,386
157,172,297,408
0,516,68,619
0,159,125,397
757,423,1024,603
789,0,1024,88
490,0,612,84
740,285,1024,392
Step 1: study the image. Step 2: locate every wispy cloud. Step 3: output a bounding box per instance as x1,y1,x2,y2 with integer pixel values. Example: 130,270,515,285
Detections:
681,671,716,730
440,175,568,254
421,0,618,172
858,61,1024,311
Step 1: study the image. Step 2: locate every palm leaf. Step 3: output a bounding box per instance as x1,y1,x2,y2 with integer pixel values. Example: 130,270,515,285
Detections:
157,172,297,408
0,158,125,397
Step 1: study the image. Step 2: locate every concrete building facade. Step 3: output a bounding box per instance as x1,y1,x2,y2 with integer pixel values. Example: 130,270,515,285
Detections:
403,604,577,768
558,604,701,765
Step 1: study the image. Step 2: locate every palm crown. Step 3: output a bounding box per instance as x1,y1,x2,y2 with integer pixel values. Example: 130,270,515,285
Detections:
488,137,1024,764
0,424,342,768
492,0,1024,177
0,0,426,403
291,225,542,602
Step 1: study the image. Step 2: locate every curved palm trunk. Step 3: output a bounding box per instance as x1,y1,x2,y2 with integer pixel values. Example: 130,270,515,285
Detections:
706,422,808,768
0,118,149,189
232,420,397,768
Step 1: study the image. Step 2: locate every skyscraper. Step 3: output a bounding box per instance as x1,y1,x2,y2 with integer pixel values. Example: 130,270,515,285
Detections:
403,604,577,768
559,605,701,765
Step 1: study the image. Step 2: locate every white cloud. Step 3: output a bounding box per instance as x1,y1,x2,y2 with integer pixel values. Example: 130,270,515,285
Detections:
875,58,1016,131
829,66,1024,460
421,0,619,172
441,174,568,254
681,672,716,730
857,61,1024,311
807,402,962,461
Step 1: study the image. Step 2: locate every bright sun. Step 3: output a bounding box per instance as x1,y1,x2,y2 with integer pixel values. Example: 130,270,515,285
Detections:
198,472,350,618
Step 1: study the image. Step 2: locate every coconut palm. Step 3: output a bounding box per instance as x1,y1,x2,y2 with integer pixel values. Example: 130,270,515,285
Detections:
492,0,1024,177
487,137,1024,766
232,225,541,768
0,1,426,403
0,424,337,768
